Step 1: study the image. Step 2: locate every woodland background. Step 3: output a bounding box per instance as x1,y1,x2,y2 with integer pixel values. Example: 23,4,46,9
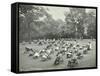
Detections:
19,5,96,42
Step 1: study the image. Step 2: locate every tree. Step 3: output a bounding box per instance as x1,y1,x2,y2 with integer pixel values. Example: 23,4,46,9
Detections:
65,8,86,38
19,5,46,42
86,11,96,39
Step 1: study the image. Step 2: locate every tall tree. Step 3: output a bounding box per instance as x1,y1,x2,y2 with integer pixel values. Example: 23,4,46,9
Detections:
19,5,46,42
65,8,86,38
86,10,96,38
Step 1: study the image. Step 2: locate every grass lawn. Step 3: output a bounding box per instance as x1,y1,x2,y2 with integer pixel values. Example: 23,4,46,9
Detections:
19,39,96,71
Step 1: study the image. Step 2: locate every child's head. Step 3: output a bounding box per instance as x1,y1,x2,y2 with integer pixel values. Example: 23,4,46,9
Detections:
88,42,91,44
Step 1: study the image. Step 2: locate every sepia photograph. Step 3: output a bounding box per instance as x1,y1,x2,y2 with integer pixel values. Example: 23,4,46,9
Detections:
18,3,97,72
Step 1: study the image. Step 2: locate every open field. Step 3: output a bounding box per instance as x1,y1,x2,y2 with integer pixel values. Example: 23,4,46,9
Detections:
19,39,96,71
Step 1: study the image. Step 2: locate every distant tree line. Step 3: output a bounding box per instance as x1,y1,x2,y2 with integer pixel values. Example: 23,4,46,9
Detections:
19,5,96,42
